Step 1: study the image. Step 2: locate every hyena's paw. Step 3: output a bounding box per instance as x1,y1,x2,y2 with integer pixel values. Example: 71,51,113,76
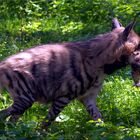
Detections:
41,120,52,131
92,109,104,125
92,108,102,121
8,115,20,123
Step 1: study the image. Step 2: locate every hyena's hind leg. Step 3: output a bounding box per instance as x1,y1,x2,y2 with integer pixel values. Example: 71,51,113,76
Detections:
41,95,72,130
9,97,34,122
0,70,36,123
0,96,34,123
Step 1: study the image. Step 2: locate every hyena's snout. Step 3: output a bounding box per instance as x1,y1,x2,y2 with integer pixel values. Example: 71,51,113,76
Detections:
129,50,140,87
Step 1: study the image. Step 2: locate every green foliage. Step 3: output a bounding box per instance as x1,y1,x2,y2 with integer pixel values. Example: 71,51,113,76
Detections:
0,0,140,139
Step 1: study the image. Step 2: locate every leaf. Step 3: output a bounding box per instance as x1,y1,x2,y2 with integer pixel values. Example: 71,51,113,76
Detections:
55,114,69,122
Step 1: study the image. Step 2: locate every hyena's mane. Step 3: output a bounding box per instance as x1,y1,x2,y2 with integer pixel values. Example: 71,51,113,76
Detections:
64,30,122,64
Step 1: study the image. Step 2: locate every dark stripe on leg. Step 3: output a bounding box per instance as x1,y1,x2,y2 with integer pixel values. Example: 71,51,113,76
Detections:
42,98,71,129
15,71,35,97
55,99,69,106
17,80,34,102
12,99,32,115
36,85,48,100
52,105,60,115
4,72,14,89
82,62,93,86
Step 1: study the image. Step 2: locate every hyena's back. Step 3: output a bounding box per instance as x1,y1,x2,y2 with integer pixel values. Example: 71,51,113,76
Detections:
0,44,87,103
0,30,123,102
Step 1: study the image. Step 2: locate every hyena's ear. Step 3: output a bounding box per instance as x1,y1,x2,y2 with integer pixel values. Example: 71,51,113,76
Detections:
112,18,122,30
122,19,136,41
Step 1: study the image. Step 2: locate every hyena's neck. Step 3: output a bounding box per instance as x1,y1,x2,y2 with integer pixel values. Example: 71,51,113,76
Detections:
104,55,129,75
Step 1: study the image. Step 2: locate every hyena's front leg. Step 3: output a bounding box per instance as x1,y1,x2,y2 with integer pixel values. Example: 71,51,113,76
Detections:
79,85,102,121
42,95,71,130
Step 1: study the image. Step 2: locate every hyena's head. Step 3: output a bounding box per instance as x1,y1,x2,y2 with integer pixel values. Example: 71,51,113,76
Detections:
112,18,140,87
112,18,140,58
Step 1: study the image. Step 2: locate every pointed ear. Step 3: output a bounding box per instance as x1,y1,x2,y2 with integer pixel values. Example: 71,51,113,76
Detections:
112,18,122,30
123,20,136,41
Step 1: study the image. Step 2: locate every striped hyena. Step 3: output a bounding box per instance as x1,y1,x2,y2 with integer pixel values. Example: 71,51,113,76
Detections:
0,18,139,129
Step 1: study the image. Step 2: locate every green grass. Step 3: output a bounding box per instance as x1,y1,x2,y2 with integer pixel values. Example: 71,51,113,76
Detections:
0,18,140,140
